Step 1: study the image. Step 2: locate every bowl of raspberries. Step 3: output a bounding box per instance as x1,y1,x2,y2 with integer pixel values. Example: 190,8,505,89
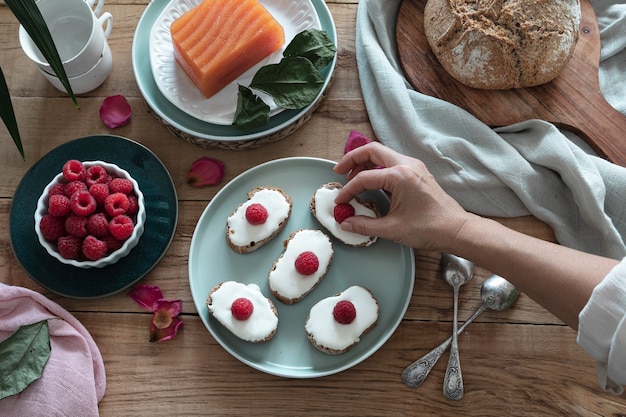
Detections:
35,159,146,268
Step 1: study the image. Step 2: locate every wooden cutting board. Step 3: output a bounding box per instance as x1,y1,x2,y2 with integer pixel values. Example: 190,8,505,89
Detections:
396,0,626,166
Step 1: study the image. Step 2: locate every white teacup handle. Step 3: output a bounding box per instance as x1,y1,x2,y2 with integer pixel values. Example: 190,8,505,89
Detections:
98,12,113,39
85,0,104,17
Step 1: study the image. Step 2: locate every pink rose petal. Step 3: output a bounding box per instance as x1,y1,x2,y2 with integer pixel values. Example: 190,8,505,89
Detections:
100,95,132,128
186,156,225,187
130,285,185,342
344,130,372,154
128,284,163,311
152,299,183,326
150,316,184,342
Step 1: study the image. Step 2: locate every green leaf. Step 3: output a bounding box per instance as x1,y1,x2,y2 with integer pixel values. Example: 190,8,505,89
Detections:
283,29,337,71
249,57,324,109
233,85,271,132
0,67,24,160
0,320,51,400
5,0,78,108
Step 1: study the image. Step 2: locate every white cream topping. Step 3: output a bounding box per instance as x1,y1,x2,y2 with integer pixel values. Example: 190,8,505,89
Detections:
305,285,379,352
227,188,291,247
207,281,278,342
268,229,333,302
313,186,378,246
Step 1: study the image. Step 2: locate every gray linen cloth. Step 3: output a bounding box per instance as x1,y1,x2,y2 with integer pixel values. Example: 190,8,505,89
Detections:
356,0,626,259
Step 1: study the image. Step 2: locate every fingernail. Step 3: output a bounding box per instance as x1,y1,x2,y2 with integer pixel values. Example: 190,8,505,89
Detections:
341,221,353,232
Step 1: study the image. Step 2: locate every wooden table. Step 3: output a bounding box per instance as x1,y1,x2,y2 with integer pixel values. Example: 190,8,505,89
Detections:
0,1,623,415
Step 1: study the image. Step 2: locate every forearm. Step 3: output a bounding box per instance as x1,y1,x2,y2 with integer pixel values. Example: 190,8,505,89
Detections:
446,215,619,329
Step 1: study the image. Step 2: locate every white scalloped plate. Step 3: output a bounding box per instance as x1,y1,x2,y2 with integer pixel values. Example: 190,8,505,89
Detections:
149,0,321,125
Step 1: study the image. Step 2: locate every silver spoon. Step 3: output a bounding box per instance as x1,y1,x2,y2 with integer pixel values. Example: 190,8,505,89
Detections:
401,275,520,389
440,254,474,400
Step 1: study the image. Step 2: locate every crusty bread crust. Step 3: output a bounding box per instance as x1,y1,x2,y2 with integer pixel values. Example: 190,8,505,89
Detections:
269,229,334,304
226,186,292,254
305,286,379,355
310,182,381,247
424,0,580,89
206,282,278,343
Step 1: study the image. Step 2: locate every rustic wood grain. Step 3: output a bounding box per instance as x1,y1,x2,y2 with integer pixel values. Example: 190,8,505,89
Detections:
0,1,624,415
396,0,626,165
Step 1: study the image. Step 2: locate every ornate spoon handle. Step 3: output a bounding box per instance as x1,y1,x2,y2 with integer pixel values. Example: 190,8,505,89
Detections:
443,286,463,400
401,338,449,387
401,304,487,388
443,335,463,400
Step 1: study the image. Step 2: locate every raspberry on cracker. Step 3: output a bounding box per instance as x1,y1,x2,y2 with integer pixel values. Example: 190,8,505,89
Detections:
268,229,333,304
311,182,380,247
206,281,278,343
226,186,292,254
305,285,379,354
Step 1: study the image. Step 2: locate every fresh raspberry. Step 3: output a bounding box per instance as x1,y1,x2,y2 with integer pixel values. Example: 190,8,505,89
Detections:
48,194,71,217
102,234,123,254
82,235,107,260
108,215,134,240
48,183,65,198
294,251,319,275
333,300,357,324
126,194,138,215
231,297,254,320
64,180,87,198
104,192,130,217
57,235,81,259
70,190,97,216
86,213,110,237
65,214,88,237
85,165,108,187
245,203,268,225
89,183,110,206
333,203,355,223
109,178,133,195
39,214,65,241
62,159,85,182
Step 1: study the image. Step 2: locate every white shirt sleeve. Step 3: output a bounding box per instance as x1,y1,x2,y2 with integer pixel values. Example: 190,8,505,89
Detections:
577,257,626,395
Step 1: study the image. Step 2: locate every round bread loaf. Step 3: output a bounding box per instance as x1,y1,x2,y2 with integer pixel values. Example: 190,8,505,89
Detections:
423,0,581,89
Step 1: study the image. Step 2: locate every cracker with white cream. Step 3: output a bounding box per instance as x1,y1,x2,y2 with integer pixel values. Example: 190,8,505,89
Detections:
310,182,380,247
268,229,334,304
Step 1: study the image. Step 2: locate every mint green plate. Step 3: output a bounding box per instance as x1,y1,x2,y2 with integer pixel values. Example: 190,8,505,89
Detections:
132,0,336,142
188,158,415,377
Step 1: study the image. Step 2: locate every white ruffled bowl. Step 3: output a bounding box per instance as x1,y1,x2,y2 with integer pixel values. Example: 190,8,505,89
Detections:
34,160,146,269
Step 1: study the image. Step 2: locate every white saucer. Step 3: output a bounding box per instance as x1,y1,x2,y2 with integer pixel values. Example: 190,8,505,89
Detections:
149,0,321,125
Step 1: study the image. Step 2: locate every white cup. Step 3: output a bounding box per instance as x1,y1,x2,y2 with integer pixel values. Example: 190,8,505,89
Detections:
18,0,113,80
38,42,112,94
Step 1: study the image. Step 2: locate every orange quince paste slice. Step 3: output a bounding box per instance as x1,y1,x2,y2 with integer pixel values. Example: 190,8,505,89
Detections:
170,0,285,99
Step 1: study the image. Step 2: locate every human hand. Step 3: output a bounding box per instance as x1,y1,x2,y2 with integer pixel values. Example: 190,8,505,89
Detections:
333,142,474,251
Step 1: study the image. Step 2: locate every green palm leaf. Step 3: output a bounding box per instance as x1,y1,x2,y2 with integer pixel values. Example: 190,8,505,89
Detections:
0,67,23,159
1,0,80,159
5,0,78,107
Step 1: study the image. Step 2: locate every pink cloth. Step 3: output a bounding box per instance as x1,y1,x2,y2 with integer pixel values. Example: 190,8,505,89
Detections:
0,283,106,416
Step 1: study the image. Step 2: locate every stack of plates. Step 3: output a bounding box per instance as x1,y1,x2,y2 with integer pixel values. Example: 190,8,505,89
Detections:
132,0,337,150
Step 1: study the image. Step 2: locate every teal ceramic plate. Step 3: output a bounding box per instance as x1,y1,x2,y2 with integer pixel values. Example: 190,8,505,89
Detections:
132,0,337,142
10,135,178,299
188,158,415,378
